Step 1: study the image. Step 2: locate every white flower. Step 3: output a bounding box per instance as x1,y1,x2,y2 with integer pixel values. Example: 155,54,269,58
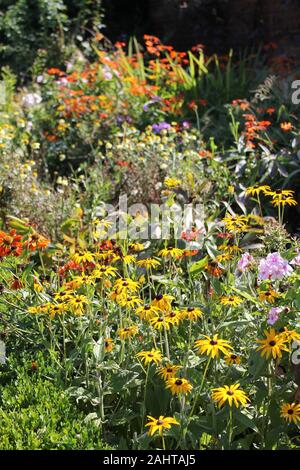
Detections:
22,92,42,107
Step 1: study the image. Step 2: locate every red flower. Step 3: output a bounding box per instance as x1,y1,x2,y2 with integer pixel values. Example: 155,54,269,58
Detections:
0,230,23,257
24,233,50,251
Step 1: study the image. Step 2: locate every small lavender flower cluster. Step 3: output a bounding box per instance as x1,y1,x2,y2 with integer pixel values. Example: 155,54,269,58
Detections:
258,252,292,281
267,307,284,325
237,252,254,272
152,122,171,133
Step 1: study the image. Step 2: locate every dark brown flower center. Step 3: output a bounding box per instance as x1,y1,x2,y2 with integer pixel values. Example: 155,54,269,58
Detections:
269,340,276,346
156,294,163,301
157,420,163,425
210,340,218,345
288,409,294,415
227,390,234,396
175,379,183,386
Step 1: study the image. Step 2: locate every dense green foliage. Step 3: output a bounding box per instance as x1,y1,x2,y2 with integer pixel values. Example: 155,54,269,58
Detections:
0,354,113,449
0,0,103,78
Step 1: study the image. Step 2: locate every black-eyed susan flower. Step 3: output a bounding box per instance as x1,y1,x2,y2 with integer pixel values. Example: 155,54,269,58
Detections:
93,265,118,279
117,325,138,340
265,189,296,207
280,403,300,424
121,254,137,265
72,274,95,286
151,294,174,312
104,338,114,352
179,307,203,321
222,214,248,232
114,277,140,294
256,328,289,359
72,251,95,264
135,304,160,320
136,349,162,365
166,377,193,395
220,295,243,307
27,305,45,315
212,383,249,408
157,364,182,381
246,185,271,197
271,196,297,207
54,290,72,302
225,353,241,365
95,250,115,262
165,310,181,325
48,303,65,318
158,246,184,259
136,258,160,269
129,242,144,252
67,295,89,315
218,244,242,254
145,415,179,436
116,295,143,308
195,334,233,358
150,315,171,330
215,252,233,263
280,327,300,344
258,289,281,303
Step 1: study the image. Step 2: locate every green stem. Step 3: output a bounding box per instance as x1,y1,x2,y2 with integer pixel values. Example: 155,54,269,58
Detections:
189,356,211,418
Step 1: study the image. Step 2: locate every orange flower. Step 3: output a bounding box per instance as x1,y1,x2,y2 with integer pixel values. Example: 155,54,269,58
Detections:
280,122,292,131
24,233,50,251
0,230,23,257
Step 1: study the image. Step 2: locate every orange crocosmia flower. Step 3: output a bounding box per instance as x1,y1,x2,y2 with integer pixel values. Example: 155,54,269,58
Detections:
243,113,256,121
280,122,293,131
256,120,272,130
266,107,276,115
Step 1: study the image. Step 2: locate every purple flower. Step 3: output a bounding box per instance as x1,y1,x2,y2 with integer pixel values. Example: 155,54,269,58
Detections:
237,252,254,272
258,252,293,281
182,120,191,129
151,95,162,102
152,122,171,134
291,254,300,266
267,307,283,325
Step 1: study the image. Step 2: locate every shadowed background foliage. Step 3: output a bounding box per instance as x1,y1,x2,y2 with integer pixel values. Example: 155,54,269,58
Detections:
1,0,300,78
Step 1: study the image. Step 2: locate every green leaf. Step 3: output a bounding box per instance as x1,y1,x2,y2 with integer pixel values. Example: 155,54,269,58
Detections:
189,256,208,277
